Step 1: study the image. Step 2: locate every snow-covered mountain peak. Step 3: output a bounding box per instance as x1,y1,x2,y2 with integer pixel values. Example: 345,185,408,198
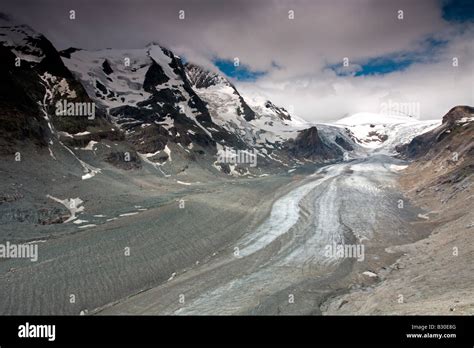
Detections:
334,112,441,152
243,95,307,127
61,47,154,109
0,13,462,180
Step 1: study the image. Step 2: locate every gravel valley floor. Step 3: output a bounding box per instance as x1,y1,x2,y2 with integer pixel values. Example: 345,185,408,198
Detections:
1,149,470,315
96,155,430,315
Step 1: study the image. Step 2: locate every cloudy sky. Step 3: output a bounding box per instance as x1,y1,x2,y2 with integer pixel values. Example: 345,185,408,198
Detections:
3,0,474,121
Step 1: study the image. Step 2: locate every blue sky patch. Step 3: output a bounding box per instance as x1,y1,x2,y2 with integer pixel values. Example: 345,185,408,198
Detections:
214,58,266,81
355,57,414,76
329,36,449,77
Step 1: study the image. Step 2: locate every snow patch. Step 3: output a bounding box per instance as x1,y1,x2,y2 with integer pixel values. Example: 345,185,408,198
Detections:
82,140,98,151
119,212,140,217
78,224,97,229
390,164,408,172
362,271,377,277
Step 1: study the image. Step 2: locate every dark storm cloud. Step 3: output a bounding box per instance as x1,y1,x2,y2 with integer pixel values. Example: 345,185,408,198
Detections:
2,0,268,50
2,0,446,67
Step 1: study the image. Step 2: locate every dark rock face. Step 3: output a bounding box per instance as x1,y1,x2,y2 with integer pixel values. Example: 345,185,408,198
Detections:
105,151,142,170
95,80,109,95
0,44,49,153
396,105,474,159
102,59,113,75
287,126,342,160
237,95,257,121
34,35,74,79
128,123,170,154
335,136,354,151
0,19,117,155
141,58,213,123
264,101,291,121
143,60,169,92
442,105,474,125
395,133,431,159
59,47,82,59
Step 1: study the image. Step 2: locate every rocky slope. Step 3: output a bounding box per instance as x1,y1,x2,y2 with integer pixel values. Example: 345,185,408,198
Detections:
285,126,343,160
60,43,353,174
0,16,117,155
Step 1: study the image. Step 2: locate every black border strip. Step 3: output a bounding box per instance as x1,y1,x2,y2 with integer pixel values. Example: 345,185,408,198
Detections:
0,315,472,346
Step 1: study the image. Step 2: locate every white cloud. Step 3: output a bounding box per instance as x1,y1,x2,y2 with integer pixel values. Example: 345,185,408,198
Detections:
237,25,474,122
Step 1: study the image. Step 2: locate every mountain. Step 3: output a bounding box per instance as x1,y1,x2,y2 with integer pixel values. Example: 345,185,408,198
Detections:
1,13,445,180
335,112,441,153
184,63,347,166
186,63,256,122
396,106,474,160
0,14,117,159
396,106,474,194
0,13,364,243
60,42,356,174
333,106,474,316
285,126,343,160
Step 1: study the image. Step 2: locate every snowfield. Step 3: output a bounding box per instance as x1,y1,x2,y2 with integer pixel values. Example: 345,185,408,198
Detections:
332,112,441,153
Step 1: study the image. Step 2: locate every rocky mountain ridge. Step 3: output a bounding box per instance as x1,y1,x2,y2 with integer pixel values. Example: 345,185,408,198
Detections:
1,13,358,178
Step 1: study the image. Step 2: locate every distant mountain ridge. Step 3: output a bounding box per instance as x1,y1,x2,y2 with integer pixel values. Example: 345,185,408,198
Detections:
0,13,361,177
